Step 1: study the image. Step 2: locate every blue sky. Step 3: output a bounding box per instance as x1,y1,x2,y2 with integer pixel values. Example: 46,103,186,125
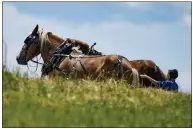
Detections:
3,2,191,93
6,2,190,24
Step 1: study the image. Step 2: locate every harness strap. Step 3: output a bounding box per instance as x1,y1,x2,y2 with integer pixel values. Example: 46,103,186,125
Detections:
30,59,44,65
68,55,87,78
117,55,123,77
78,59,87,73
118,55,123,65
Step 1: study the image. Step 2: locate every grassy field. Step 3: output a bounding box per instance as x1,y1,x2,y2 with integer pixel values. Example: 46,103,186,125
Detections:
3,70,192,127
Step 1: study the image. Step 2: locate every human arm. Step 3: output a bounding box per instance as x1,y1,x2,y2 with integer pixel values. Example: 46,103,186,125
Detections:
140,74,159,86
140,74,178,91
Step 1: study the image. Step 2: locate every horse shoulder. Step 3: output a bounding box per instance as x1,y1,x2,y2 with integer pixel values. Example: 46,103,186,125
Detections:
59,57,72,69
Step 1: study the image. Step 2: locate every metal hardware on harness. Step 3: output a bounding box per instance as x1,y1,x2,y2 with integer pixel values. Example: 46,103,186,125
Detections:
68,66,76,79
87,42,96,55
68,55,84,79
54,43,74,56
76,55,83,61
117,55,123,76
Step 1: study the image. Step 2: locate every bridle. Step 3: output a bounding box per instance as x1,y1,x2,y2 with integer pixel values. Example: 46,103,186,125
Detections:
22,33,44,73
30,58,44,65
27,56,43,74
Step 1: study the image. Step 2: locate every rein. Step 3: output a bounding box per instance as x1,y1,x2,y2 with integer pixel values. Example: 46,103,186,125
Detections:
30,59,44,65
53,54,106,58
27,55,43,74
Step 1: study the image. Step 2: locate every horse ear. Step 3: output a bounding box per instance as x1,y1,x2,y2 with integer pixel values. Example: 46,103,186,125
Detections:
32,24,39,35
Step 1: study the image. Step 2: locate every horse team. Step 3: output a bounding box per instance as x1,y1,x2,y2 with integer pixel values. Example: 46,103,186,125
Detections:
16,24,179,91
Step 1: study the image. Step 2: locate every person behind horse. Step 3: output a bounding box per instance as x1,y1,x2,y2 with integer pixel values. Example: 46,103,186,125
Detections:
140,69,179,91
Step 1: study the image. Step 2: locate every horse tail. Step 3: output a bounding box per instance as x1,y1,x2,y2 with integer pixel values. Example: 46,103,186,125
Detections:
131,68,140,87
120,56,140,87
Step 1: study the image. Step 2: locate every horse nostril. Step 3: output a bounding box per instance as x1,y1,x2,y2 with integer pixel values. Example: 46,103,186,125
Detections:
16,56,22,64
16,56,19,62
16,55,25,64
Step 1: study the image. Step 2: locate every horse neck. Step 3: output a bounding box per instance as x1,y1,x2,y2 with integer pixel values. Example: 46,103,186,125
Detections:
40,32,64,62
47,32,64,44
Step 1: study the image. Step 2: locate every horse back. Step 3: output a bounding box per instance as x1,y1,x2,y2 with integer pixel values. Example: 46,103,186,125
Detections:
130,59,166,86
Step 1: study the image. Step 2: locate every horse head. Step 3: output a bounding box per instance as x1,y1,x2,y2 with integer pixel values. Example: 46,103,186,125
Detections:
16,24,64,65
16,24,40,65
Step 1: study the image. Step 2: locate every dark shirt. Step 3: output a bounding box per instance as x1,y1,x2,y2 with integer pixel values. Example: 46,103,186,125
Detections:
157,80,178,91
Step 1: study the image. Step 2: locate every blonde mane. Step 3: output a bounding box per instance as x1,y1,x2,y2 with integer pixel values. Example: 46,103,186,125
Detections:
37,28,64,53
38,29,47,52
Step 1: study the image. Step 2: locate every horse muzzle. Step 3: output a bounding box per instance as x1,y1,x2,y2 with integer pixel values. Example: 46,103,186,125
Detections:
16,54,28,65
16,48,29,65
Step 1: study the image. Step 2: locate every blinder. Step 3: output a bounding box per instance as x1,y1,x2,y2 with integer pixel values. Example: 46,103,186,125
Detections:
17,33,40,65
24,36,31,48
24,34,39,50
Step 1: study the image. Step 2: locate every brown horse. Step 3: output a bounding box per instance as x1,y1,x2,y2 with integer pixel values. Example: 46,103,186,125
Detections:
42,47,140,86
129,60,167,87
16,24,140,86
16,24,90,66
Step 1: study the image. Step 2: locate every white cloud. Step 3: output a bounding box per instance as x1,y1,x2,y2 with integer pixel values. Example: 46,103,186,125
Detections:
172,2,191,28
124,2,192,28
124,2,150,10
173,2,191,28
125,2,141,7
183,14,191,28
3,3,191,93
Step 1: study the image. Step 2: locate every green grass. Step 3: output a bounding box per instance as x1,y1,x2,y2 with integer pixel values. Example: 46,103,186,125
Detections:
3,70,192,127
